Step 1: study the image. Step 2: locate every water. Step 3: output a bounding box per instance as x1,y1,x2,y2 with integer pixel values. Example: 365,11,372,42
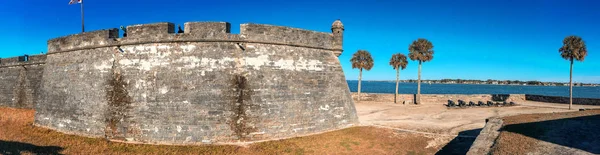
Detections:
347,80,600,99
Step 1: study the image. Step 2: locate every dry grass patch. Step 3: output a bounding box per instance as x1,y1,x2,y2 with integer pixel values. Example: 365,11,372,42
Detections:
0,107,439,154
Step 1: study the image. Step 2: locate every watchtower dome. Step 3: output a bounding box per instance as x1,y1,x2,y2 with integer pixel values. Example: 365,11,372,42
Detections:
331,19,344,31
331,19,344,56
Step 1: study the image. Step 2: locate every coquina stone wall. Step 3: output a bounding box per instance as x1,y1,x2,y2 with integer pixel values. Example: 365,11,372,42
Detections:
34,21,358,144
466,118,503,155
0,55,45,109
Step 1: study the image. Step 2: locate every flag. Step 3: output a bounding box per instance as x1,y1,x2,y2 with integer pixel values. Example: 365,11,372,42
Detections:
68,0,81,5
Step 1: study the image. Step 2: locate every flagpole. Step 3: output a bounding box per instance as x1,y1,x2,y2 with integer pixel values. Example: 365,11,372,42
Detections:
80,0,85,32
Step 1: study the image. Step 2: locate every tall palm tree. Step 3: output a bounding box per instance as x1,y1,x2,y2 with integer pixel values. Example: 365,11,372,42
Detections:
559,35,588,110
389,53,408,103
408,39,434,104
351,50,374,101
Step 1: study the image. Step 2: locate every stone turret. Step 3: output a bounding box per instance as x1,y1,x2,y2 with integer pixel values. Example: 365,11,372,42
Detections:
331,19,344,57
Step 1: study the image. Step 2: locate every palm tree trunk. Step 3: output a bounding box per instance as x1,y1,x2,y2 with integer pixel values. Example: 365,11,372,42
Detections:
569,58,573,110
358,68,363,101
417,61,422,104
395,68,399,103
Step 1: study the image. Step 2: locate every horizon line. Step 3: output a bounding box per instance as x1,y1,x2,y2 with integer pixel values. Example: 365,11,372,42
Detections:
345,79,600,84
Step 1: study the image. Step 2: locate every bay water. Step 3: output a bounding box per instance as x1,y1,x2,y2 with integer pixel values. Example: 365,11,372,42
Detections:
347,80,600,99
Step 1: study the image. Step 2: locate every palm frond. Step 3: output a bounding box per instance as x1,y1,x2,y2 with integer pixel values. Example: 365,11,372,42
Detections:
350,50,374,70
389,53,408,70
408,38,435,62
559,35,588,61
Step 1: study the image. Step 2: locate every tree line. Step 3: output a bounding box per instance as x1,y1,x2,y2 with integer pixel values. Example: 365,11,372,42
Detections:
351,36,589,110
391,79,595,86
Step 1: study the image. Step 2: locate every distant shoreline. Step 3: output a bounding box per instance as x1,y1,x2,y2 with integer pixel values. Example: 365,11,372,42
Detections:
348,92,600,101
346,80,599,87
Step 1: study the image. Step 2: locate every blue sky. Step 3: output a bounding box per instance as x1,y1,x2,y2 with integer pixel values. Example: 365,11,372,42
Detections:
1,0,598,83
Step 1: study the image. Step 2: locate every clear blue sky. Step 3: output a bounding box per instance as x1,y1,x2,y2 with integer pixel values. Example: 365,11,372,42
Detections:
1,0,598,83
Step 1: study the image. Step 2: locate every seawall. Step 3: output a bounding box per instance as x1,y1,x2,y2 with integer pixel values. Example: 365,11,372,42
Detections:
351,93,526,104
351,93,600,105
525,94,600,105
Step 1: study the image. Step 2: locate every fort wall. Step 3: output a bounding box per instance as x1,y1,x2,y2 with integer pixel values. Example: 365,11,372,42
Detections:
34,20,358,144
0,55,45,108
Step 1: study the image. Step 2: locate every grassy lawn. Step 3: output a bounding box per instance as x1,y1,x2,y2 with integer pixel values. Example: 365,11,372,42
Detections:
0,107,439,154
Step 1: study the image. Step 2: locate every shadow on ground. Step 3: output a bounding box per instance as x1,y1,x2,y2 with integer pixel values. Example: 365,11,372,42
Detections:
435,128,481,155
502,114,600,154
0,140,63,155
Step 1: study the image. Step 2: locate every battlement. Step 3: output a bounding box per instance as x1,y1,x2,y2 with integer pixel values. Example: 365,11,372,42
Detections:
47,21,343,55
47,29,119,54
184,22,231,36
0,55,46,68
127,22,175,38
240,23,336,50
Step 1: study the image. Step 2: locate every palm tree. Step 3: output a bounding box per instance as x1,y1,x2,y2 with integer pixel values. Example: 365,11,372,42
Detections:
408,39,434,104
559,35,588,110
389,53,408,103
351,50,374,101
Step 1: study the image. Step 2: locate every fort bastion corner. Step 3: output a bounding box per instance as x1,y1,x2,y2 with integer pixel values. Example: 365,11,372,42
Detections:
0,20,360,144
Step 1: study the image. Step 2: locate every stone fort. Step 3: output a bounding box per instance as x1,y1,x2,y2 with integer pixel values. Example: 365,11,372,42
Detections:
0,20,359,144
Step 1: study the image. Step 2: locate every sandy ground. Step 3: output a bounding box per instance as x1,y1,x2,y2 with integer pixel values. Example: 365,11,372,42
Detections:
493,109,600,155
2,95,598,154
355,99,600,135
354,99,600,154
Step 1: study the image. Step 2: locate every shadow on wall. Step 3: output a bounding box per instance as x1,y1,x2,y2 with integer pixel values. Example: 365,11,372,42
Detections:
0,140,64,155
435,128,482,155
502,114,600,154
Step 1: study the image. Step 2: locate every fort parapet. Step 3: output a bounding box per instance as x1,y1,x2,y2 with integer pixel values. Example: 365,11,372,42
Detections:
46,21,343,56
34,20,358,144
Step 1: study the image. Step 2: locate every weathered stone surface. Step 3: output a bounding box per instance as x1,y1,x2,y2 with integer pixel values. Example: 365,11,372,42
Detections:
241,24,336,50
466,118,503,155
331,19,344,55
33,21,358,144
127,22,175,38
47,29,119,54
184,22,230,35
0,55,45,109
